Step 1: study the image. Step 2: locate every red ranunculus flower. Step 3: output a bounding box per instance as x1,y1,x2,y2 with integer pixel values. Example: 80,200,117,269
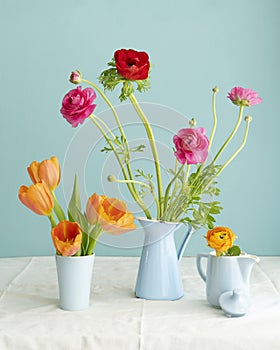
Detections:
60,86,96,127
114,49,150,80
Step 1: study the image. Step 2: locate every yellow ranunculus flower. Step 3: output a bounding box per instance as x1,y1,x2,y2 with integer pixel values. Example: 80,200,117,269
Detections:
206,226,236,256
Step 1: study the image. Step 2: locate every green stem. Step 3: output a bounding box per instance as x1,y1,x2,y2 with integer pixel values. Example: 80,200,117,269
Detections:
113,177,160,215
83,78,139,211
208,90,218,151
187,90,218,190
129,93,163,218
203,118,251,190
169,160,180,201
93,115,116,140
185,164,191,181
86,224,104,255
163,164,184,214
52,192,66,222
113,178,152,188
48,212,56,228
82,78,129,151
212,106,244,164
164,164,194,222
89,115,151,219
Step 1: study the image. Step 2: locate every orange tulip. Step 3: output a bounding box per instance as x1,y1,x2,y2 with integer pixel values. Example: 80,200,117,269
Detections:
51,220,82,256
86,193,103,225
86,193,136,234
28,156,60,191
18,181,54,216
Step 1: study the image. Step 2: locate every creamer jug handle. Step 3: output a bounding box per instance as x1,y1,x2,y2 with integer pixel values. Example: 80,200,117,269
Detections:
196,253,208,282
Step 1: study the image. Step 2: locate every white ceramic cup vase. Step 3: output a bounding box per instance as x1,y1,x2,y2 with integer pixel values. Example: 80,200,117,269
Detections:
55,254,95,311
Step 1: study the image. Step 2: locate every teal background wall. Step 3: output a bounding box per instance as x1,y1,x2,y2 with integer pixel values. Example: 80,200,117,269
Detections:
1,0,279,257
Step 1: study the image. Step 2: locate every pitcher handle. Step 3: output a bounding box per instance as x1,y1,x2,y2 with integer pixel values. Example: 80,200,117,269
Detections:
196,253,208,282
177,224,194,261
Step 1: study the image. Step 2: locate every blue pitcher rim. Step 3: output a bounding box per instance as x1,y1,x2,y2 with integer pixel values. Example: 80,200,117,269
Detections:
136,216,180,226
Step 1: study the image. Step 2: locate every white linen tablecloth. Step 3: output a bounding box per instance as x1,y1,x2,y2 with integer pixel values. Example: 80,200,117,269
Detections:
0,256,279,350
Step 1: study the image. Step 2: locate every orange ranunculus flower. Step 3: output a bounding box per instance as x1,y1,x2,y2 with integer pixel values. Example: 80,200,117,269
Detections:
206,226,236,255
18,181,54,216
27,156,60,191
86,193,136,234
51,220,82,256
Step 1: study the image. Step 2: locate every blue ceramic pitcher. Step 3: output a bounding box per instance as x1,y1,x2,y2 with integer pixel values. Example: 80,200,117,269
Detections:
196,252,259,308
135,217,193,300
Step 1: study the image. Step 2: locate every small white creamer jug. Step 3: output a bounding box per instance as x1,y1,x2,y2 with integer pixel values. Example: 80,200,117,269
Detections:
196,251,259,315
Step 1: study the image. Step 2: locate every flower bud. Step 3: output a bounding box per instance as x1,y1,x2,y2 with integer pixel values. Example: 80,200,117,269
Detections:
245,115,253,122
69,70,82,84
188,118,196,127
212,86,219,93
107,175,117,182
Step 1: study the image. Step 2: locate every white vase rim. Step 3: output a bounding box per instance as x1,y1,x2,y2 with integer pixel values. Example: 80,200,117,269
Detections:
209,251,259,261
55,253,95,259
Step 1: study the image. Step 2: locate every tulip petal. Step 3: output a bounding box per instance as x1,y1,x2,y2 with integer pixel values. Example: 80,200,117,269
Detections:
18,182,54,216
27,156,60,191
51,220,82,256
86,193,136,235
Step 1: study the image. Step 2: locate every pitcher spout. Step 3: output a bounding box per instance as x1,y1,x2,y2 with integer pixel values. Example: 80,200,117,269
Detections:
238,254,260,285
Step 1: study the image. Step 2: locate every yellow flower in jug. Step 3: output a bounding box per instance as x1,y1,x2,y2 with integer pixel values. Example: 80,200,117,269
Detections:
206,226,237,256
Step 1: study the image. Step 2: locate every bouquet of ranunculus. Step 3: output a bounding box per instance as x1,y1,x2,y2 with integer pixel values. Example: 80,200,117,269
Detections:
18,156,136,256
60,48,262,229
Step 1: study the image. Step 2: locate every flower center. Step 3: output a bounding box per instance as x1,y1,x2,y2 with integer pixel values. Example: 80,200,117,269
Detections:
126,57,140,67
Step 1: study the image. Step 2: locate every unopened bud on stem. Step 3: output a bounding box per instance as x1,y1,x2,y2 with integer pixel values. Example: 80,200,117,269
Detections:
107,175,117,182
212,86,219,93
69,70,82,84
189,118,196,127
244,115,253,122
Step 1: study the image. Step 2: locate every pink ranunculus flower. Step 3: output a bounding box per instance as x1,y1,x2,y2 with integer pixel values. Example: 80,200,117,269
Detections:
227,87,262,107
173,127,209,165
60,86,96,127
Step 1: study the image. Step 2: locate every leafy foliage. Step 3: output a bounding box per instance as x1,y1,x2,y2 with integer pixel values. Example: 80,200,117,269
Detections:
98,59,150,101
135,169,155,199
100,135,145,164
227,245,242,256
163,163,223,229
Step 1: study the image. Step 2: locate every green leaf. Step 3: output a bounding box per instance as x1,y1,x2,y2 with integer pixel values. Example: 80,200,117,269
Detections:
227,245,241,256
67,175,90,237
209,206,222,215
68,175,81,221
76,210,89,234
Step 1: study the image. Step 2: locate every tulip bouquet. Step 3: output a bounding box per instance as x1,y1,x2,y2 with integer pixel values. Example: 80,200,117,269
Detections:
206,226,241,257
18,156,136,256
60,48,262,229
